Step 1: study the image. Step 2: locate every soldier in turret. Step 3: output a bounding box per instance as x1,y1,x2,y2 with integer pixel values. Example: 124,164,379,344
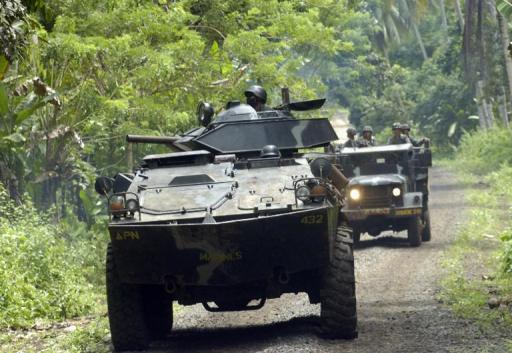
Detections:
387,122,410,145
245,85,270,112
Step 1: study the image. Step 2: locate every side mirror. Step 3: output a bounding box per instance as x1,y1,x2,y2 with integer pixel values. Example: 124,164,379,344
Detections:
95,176,114,196
197,102,214,127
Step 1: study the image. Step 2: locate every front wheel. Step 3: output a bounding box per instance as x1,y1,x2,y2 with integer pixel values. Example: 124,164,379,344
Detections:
407,216,422,247
319,226,358,339
421,211,431,242
106,244,149,351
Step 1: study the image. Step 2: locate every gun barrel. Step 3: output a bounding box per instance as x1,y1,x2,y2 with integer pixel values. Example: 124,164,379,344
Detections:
126,135,180,144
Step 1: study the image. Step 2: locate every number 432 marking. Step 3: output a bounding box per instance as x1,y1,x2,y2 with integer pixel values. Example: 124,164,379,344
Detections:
300,215,324,224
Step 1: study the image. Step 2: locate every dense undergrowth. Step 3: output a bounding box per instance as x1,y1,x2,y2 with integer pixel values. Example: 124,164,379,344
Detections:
440,127,512,328
0,185,107,329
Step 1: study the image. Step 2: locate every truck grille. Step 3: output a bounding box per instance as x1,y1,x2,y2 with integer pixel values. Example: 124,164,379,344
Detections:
360,185,390,208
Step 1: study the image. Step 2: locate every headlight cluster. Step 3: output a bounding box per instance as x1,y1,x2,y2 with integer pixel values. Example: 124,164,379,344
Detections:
392,187,401,197
108,193,140,219
295,180,328,203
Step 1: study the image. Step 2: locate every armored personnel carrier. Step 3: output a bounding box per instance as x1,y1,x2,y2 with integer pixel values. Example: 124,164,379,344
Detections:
95,94,357,351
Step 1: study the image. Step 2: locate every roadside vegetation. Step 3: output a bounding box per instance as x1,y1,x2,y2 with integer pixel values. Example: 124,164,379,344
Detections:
2,0,512,351
440,128,512,331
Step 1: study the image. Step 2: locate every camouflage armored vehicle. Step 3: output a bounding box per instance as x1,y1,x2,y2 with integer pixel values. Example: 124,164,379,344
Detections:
338,143,432,246
95,96,357,351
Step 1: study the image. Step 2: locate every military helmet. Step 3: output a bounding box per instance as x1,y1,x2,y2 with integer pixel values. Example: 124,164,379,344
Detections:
401,123,411,131
347,127,357,135
392,122,402,130
260,144,280,158
244,85,267,103
362,125,373,133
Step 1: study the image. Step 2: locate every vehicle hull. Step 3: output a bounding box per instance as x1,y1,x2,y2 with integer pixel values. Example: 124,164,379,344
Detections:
109,206,339,287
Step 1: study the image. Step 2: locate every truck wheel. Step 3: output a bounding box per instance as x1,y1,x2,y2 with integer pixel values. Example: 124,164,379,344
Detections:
421,211,431,242
106,244,149,351
320,226,357,339
407,216,422,247
143,286,173,339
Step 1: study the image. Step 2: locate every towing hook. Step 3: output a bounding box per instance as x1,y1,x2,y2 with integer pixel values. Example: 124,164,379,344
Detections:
164,277,178,294
276,268,290,284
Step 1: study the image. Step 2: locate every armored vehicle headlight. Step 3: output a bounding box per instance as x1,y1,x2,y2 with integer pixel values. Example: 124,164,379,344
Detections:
296,186,311,202
349,188,361,201
126,198,139,212
392,187,401,197
109,195,125,212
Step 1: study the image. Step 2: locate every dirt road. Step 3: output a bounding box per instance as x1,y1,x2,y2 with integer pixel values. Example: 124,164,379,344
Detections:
144,167,509,353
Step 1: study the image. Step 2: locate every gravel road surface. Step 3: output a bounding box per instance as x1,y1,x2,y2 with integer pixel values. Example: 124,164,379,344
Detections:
142,167,509,353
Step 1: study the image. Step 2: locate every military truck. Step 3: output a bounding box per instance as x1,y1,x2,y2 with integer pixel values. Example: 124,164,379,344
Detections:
338,143,431,246
95,96,357,351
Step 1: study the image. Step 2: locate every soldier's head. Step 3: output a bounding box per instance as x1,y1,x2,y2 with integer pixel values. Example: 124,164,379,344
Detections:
392,122,402,137
244,85,267,111
401,123,411,136
362,126,373,139
346,127,357,140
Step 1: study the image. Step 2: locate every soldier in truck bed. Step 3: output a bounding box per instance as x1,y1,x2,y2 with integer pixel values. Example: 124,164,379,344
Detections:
358,126,376,147
387,122,410,145
343,127,358,148
401,123,430,147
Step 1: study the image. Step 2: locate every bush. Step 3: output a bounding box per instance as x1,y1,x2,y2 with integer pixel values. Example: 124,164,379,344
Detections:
0,186,97,328
500,228,512,275
456,127,512,175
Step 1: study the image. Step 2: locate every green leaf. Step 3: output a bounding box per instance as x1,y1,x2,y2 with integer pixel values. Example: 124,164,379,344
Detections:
447,122,457,138
3,133,26,143
0,83,8,116
0,56,9,80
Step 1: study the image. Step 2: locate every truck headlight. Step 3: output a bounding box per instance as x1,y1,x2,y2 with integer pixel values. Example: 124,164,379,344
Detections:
392,187,401,197
126,198,139,212
349,188,361,201
296,186,311,202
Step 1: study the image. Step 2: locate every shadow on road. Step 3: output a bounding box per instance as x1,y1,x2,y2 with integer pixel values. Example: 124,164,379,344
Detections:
149,316,321,352
354,235,411,250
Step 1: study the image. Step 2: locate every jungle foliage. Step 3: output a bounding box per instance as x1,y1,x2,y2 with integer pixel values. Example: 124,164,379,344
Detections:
1,0,512,338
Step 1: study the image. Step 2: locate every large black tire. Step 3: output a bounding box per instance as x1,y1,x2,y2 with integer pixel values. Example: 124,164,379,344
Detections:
421,210,431,242
320,226,358,339
407,216,422,247
106,244,149,351
143,286,173,339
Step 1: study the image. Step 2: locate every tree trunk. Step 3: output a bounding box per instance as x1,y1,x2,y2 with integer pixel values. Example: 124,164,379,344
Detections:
412,22,428,61
455,0,465,32
497,9,512,119
439,0,448,32
498,92,510,127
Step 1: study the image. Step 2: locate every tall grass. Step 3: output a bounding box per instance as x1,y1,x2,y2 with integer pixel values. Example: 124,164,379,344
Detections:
0,186,100,328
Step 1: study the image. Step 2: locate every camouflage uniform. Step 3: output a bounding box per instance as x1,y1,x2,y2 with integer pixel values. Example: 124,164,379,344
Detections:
387,135,410,145
387,122,410,145
358,126,376,147
343,127,358,148
401,123,427,147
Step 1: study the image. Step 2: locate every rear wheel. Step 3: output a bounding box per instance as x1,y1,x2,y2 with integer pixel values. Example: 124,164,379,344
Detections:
106,244,149,351
319,226,358,339
407,216,422,247
421,210,431,242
